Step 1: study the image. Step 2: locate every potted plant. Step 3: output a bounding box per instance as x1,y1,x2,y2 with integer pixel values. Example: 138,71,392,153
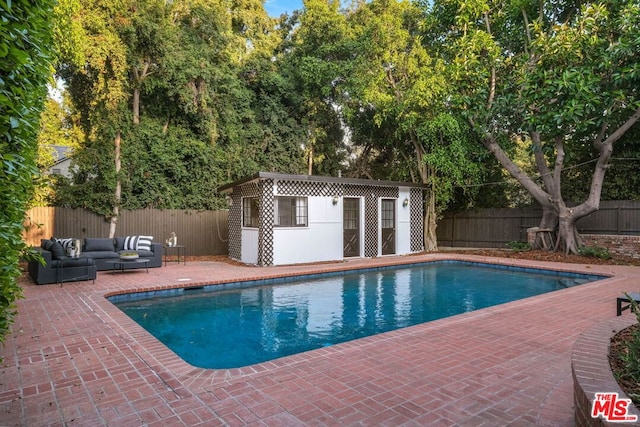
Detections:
119,251,139,260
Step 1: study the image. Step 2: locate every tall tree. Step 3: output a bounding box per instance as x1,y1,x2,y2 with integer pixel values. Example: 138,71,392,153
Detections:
287,0,350,175
343,0,483,250
53,0,312,214
55,0,129,236
434,0,640,253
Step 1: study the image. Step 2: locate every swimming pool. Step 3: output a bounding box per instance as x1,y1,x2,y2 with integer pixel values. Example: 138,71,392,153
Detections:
111,261,603,369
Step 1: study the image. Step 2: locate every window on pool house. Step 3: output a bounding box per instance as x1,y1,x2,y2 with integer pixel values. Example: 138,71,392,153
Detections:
274,197,308,227
242,197,259,228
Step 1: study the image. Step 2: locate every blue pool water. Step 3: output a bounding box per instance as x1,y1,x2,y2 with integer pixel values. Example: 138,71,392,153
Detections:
111,261,603,369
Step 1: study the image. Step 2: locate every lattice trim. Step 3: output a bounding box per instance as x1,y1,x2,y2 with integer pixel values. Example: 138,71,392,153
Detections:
229,178,421,263
258,179,274,266
410,188,425,252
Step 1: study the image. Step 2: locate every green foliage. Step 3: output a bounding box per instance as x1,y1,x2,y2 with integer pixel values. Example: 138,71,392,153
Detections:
340,0,485,240
429,0,640,253
42,0,640,235
32,96,84,206
614,294,640,404
0,0,54,344
50,0,312,216
417,113,484,215
284,0,351,174
578,245,611,260
506,241,531,252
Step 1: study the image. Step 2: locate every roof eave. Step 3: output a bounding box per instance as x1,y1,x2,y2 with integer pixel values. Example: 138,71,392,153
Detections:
217,172,427,194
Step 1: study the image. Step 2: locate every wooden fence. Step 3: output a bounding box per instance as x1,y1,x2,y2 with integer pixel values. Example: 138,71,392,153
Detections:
24,200,640,254
436,200,640,248
24,207,229,256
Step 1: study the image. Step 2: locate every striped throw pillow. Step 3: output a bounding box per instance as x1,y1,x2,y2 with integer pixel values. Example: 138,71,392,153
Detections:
123,235,153,251
53,238,74,249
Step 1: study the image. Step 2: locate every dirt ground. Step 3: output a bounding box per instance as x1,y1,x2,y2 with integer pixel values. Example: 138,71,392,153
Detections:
437,248,640,266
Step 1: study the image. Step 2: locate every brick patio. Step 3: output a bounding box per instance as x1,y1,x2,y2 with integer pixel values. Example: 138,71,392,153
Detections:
1,253,639,426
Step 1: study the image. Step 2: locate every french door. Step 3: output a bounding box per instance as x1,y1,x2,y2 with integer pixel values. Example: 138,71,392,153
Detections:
381,199,396,255
343,198,360,257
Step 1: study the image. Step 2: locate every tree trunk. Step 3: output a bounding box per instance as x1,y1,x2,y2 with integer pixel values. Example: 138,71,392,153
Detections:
539,208,558,230
108,131,122,239
424,186,437,251
532,207,559,250
131,61,150,126
133,88,140,125
556,207,582,255
411,139,438,251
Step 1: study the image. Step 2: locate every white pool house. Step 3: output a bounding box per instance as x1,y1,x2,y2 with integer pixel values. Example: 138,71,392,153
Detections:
218,172,427,266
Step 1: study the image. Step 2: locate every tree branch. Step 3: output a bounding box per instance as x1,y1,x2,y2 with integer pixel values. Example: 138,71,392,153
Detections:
484,12,496,110
593,119,609,149
530,131,554,193
602,106,640,147
569,107,640,218
552,136,564,203
482,134,553,208
521,8,532,52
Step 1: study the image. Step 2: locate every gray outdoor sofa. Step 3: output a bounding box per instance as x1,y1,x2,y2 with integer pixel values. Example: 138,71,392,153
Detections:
29,237,163,285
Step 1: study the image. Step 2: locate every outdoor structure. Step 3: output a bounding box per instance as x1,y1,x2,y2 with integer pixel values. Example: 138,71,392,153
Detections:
218,172,427,266
46,145,74,177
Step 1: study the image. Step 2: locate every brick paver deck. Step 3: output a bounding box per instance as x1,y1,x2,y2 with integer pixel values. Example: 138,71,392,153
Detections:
1,253,639,426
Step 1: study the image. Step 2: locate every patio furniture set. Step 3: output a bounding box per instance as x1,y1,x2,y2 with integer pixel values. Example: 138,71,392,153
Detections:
29,236,165,285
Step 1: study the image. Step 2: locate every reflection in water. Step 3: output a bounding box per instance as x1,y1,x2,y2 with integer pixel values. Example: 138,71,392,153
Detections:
115,263,597,369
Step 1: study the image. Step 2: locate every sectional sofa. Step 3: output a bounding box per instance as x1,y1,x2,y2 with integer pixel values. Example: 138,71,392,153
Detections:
29,236,163,285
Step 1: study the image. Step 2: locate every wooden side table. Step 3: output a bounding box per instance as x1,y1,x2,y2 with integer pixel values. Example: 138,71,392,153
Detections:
163,245,186,266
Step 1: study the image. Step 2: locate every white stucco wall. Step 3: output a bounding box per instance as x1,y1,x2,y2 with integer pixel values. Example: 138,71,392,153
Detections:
272,196,343,265
241,228,259,264
396,187,412,255
235,180,420,266
49,158,73,178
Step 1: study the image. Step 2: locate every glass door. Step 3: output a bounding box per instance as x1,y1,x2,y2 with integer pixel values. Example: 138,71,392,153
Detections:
343,198,360,257
381,199,395,255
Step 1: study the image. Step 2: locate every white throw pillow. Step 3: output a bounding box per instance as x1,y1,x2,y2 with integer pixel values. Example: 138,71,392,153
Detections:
123,235,153,251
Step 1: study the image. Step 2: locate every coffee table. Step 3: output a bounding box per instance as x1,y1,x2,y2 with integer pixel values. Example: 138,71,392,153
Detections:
105,258,151,273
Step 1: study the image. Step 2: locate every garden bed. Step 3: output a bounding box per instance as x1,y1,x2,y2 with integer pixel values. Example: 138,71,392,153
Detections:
610,323,640,410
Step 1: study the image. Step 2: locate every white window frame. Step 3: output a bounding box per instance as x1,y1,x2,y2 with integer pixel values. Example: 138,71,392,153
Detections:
242,197,259,228
274,196,308,227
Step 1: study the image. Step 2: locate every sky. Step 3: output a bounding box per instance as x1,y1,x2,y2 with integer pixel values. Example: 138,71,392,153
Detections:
263,0,303,17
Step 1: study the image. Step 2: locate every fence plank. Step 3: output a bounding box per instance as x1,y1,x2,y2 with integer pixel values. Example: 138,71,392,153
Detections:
437,201,640,248
25,201,639,254
24,207,229,256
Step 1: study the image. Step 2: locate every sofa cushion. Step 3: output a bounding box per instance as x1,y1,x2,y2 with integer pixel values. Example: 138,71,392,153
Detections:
42,239,65,259
84,238,115,252
53,237,75,250
123,235,153,251
114,237,125,251
48,240,66,260
82,250,119,259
